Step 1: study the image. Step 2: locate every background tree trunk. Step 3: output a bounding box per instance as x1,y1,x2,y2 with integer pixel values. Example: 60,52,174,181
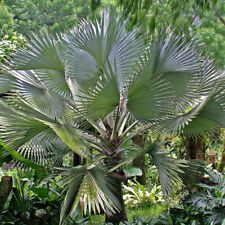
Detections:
185,137,206,160
73,153,81,166
133,156,146,184
218,143,225,172
0,176,13,212
209,0,225,26
133,134,146,184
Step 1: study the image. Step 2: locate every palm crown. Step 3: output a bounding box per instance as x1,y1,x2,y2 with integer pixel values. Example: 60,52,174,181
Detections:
0,9,224,225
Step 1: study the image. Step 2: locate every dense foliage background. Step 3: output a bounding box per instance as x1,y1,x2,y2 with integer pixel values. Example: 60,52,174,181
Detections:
1,0,224,67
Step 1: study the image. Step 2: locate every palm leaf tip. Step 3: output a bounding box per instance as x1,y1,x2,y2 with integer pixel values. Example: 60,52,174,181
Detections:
50,123,91,159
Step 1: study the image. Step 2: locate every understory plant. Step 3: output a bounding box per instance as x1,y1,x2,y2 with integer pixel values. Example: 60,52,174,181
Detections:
0,34,25,63
139,169,225,225
123,179,164,209
187,169,225,225
0,9,225,225
0,167,62,225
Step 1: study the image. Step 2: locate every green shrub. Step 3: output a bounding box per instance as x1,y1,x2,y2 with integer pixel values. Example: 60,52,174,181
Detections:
123,179,164,209
0,34,25,62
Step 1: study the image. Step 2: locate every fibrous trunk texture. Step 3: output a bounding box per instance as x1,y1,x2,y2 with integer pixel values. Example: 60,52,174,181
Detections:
105,176,127,224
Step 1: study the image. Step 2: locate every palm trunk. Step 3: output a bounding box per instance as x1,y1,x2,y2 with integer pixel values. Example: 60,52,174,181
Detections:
105,173,127,224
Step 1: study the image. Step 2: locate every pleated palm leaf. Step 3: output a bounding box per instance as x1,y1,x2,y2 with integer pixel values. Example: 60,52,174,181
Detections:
0,9,224,225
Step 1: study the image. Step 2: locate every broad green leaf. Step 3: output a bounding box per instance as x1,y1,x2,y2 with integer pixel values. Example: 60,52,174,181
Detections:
124,166,142,177
49,123,91,159
31,187,49,199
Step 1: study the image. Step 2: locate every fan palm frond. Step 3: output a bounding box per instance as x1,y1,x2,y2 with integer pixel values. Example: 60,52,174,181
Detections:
57,164,121,225
63,9,145,90
152,57,225,137
0,99,50,150
148,142,204,197
198,59,222,95
112,137,204,197
9,31,64,71
0,98,91,159
0,72,16,94
8,31,72,98
127,30,203,120
16,76,74,120
15,137,70,167
182,86,225,138
162,83,225,138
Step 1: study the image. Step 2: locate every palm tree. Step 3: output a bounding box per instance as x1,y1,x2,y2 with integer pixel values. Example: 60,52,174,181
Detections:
0,9,224,225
